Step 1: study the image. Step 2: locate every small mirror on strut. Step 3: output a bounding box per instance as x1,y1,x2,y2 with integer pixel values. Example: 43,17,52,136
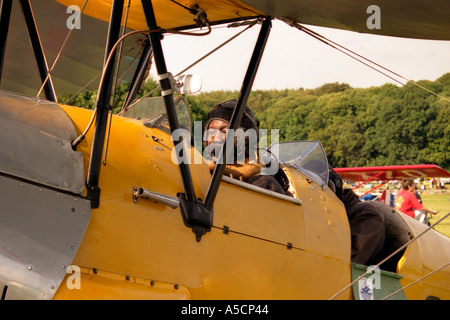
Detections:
175,74,202,94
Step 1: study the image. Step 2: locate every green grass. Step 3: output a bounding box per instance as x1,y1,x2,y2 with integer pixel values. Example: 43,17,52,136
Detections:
420,193,450,237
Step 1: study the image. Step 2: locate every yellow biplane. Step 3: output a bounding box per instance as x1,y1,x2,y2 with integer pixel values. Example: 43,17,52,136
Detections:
0,0,449,301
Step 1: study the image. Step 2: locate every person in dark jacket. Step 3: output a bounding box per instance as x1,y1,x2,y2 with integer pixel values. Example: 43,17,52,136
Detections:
329,168,386,266
342,188,386,266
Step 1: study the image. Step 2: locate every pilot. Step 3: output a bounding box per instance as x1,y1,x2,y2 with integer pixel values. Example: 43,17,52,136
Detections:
204,99,287,195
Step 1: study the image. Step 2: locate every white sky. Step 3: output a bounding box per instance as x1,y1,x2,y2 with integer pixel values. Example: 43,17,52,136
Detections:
152,19,450,92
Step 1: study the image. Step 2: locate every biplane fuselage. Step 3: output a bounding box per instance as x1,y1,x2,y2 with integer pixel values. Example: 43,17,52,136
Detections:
2,93,449,300
56,105,450,300
53,102,354,300
1,0,450,300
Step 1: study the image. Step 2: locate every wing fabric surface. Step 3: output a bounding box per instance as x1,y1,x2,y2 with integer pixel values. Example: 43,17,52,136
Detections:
242,0,450,41
55,0,262,30
1,0,143,97
56,0,450,40
3,0,450,97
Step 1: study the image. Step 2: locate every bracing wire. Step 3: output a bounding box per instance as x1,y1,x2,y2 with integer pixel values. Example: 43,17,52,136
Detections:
63,39,144,105
380,262,450,300
71,3,215,148
281,17,450,105
71,16,220,148
71,29,157,148
36,0,90,99
329,212,450,300
280,17,450,300
119,19,260,114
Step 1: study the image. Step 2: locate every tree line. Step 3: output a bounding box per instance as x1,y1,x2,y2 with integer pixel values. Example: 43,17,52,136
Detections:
59,72,450,171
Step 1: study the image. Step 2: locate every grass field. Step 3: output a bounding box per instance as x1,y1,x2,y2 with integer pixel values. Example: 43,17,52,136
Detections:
420,193,450,237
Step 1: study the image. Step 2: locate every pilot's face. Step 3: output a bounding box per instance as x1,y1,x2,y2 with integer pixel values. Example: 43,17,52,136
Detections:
205,119,249,145
205,119,229,146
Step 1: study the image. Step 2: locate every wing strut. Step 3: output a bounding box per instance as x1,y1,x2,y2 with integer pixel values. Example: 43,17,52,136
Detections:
204,16,272,211
140,1,272,241
141,0,213,241
0,0,12,85
141,0,197,203
19,0,57,101
86,0,125,208
123,40,152,109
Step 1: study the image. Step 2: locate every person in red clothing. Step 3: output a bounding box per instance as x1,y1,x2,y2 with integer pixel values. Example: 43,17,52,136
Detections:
395,178,438,218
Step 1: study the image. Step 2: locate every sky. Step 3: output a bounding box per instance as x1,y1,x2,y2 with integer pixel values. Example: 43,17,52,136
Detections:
152,19,450,92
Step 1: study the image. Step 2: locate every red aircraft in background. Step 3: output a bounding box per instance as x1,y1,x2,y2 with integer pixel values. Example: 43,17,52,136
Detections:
334,164,450,198
335,164,450,224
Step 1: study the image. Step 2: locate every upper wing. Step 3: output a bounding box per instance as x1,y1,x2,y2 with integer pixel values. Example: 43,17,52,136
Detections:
1,0,142,97
55,0,263,30
4,0,450,97
57,0,450,40
242,0,450,41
